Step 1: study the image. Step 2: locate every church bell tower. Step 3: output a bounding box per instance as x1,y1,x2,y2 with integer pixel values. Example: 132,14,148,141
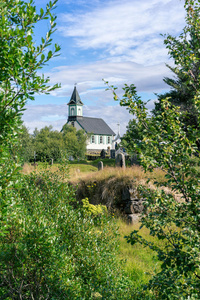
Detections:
67,86,83,121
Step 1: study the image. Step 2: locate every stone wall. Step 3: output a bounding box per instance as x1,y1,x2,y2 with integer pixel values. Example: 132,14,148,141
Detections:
75,177,144,223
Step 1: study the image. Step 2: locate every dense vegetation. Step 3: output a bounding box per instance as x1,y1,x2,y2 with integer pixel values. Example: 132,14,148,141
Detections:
1,164,136,299
0,0,200,299
107,0,200,298
0,0,137,298
18,124,87,162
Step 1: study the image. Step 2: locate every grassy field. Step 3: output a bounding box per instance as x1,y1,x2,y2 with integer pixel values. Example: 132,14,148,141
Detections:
22,161,98,177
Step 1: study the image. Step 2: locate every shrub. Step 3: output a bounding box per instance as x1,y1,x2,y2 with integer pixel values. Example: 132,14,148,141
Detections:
0,167,134,299
82,197,107,217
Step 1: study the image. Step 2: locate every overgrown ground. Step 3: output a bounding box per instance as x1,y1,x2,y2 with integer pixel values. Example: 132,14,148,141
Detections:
22,159,167,183
21,158,199,291
116,217,162,287
22,161,168,289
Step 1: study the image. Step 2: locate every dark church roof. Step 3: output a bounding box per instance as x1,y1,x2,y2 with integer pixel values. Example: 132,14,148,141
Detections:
77,117,115,135
67,86,83,106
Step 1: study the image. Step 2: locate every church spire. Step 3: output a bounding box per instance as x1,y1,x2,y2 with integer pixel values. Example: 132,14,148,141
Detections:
67,85,83,121
67,85,83,106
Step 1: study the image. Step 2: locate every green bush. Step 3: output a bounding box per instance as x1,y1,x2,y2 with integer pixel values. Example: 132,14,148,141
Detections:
82,197,107,217
0,167,135,299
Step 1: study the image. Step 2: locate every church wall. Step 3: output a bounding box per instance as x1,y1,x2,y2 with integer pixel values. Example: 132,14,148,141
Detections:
86,134,114,150
67,121,83,131
67,121,115,150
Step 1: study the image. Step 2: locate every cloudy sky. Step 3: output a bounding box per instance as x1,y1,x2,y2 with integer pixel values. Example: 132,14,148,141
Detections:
23,0,186,135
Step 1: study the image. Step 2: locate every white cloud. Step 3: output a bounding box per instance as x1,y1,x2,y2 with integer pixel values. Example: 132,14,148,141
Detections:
46,60,172,98
58,0,185,64
22,104,67,132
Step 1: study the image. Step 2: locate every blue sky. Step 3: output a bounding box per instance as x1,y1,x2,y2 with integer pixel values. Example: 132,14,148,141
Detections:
23,0,186,135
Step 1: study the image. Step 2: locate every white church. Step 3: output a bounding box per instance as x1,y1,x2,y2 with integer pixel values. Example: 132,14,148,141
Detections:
64,86,120,153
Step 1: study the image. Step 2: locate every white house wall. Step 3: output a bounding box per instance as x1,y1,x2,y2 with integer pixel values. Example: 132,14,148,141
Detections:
86,135,115,150
68,120,115,150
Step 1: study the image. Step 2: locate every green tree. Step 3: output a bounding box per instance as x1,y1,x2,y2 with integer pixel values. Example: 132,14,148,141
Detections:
30,124,87,162
108,0,200,298
18,124,34,162
0,3,133,297
33,127,40,138
33,125,64,162
76,128,88,158
122,86,199,299
0,0,60,295
153,0,200,150
0,0,60,188
121,117,146,152
1,166,133,299
62,124,87,159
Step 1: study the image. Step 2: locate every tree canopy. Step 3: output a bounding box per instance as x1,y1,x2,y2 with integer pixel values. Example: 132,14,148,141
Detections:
18,124,87,162
0,0,60,188
153,0,200,149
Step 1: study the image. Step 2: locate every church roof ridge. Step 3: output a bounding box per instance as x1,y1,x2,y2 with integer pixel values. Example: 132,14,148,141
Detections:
79,116,103,120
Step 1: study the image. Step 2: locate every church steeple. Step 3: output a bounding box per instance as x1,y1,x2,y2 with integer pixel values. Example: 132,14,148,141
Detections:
67,86,83,121
68,86,83,106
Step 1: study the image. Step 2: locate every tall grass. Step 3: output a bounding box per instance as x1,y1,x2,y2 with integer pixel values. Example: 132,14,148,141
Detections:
116,218,161,287
69,165,166,184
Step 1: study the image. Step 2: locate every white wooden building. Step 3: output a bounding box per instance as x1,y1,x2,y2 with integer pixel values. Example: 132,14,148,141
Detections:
64,86,116,152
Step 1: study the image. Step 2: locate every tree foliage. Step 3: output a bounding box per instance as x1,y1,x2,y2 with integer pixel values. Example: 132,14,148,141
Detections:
32,125,64,162
1,166,132,299
0,1,133,298
18,124,87,162
108,0,200,298
122,88,200,298
0,0,60,142
153,0,200,149
0,0,60,188
62,124,87,160
112,81,200,299
18,125,34,162
122,0,200,153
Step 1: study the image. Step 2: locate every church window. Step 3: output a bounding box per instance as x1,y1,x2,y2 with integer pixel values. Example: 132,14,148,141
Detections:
78,108,81,115
91,135,95,143
108,136,111,144
71,108,75,116
71,122,74,127
100,136,103,144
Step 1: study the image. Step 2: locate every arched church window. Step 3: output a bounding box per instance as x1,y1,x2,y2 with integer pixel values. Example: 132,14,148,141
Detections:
78,108,81,115
71,108,74,116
